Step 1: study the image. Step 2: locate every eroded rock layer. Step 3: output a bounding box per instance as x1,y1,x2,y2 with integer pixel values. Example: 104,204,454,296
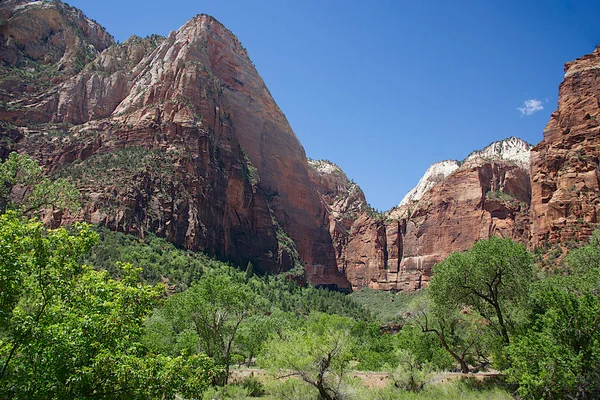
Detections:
3,1,600,293
309,141,532,291
0,1,349,288
530,46,600,246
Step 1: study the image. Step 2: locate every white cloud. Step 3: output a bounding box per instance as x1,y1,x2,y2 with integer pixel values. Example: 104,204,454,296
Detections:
518,99,544,116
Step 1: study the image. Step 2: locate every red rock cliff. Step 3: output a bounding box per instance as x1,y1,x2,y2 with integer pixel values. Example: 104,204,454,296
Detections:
530,46,600,246
0,2,349,288
310,139,532,291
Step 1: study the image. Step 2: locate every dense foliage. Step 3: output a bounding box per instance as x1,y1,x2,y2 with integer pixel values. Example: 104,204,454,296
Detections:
1,153,599,399
84,229,372,321
507,233,600,399
82,228,208,291
0,213,218,399
0,152,79,216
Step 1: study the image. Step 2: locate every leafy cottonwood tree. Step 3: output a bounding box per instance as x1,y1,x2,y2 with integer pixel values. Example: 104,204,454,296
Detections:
508,234,600,399
406,294,489,373
0,152,79,216
508,283,600,399
149,267,254,385
428,237,533,346
261,313,354,400
0,212,218,399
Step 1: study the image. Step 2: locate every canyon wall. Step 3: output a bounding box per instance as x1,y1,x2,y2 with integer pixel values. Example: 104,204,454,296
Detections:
310,139,532,291
530,46,600,246
0,1,349,288
3,1,600,292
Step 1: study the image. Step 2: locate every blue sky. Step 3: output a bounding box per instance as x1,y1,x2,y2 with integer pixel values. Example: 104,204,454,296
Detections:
67,0,600,211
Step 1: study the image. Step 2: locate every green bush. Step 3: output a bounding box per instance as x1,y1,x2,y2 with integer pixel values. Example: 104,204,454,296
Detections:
241,374,265,397
391,350,433,392
82,228,207,290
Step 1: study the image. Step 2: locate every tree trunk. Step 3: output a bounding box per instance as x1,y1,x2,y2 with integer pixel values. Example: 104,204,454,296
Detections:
316,382,334,400
315,353,336,400
438,332,470,373
492,301,510,345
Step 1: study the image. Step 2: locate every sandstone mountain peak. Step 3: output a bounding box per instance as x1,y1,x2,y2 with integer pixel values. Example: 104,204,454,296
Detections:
308,159,343,174
2,3,599,294
399,137,530,207
399,159,460,206
0,0,114,71
464,136,531,167
307,159,367,218
176,13,252,62
0,1,350,289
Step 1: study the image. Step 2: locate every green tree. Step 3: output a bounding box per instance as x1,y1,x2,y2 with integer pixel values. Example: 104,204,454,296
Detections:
391,349,433,392
507,235,600,399
429,237,533,346
406,294,488,373
245,261,254,280
261,313,354,400
0,152,79,216
149,267,253,384
508,286,600,399
0,212,218,399
235,312,286,367
395,321,454,371
350,321,398,371
0,212,97,382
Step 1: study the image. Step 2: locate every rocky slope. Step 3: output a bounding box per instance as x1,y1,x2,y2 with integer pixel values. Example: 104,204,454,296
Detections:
465,136,531,167
0,0,114,124
399,160,459,206
3,1,600,293
0,1,350,289
530,46,600,246
312,138,532,291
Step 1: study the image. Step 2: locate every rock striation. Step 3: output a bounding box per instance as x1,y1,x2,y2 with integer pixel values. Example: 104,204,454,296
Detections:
464,136,531,167
0,1,350,288
530,46,600,246
3,1,600,293
311,138,532,291
399,160,459,206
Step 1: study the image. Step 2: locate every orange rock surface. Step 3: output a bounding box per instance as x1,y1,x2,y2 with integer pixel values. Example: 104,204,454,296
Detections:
530,46,600,246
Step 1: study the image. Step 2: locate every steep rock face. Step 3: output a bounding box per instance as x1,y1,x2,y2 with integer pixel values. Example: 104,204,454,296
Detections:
399,160,459,206
389,160,530,290
530,46,600,246
307,159,368,283
391,141,531,290
0,0,114,118
1,5,349,288
49,34,164,124
312,138,532,291
118,17,343,284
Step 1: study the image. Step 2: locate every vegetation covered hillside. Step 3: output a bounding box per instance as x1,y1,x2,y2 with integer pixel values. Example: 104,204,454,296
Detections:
1,153,599,399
